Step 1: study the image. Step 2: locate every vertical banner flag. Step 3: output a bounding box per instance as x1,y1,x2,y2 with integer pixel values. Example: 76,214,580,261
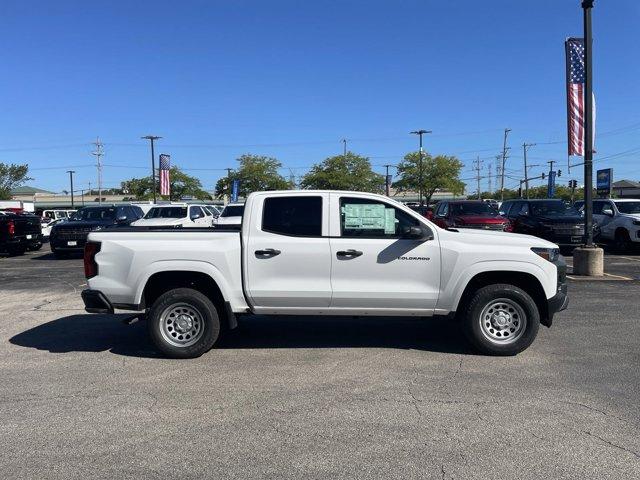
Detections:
547,171,557,199
231,179,240,203
565,37,596,157
159,154,171,196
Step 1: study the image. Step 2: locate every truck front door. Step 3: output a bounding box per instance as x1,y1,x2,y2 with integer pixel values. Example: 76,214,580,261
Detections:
245,194,332,310
328,194,441,313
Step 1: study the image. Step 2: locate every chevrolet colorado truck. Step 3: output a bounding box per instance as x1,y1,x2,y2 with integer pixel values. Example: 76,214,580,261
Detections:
81,190,568,358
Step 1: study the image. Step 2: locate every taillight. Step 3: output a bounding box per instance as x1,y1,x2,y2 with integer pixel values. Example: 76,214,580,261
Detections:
84,242,101,278
7,220,15,237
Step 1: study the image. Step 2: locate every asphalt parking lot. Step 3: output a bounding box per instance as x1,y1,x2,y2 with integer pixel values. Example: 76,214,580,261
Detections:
1,249,639,479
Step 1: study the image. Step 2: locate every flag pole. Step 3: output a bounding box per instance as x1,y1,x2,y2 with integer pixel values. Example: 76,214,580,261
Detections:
582,0,594,247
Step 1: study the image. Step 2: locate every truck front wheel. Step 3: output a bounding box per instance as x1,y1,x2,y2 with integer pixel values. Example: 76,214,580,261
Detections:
461,284,540,356
148,288,221,358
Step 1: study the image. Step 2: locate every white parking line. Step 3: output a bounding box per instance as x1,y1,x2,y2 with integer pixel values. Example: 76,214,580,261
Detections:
617,256,640,263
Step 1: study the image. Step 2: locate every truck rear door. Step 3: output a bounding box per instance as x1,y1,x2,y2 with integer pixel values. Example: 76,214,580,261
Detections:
245,193,332,310
328,193,441,313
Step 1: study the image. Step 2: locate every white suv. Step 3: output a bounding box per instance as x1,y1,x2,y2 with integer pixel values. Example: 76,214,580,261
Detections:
578,199,640,251
131,204,213,228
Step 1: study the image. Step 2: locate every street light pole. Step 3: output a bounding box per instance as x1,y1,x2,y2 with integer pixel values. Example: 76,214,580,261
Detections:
582,0,594,247
66,170,75,208
410,130,432,206
141,135,162,204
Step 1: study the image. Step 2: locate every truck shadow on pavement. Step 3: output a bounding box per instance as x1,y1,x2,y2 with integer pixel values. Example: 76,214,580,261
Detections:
10,314,475,357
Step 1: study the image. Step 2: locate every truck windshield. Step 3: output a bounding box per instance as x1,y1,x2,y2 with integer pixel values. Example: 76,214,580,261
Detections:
615,202,640,214
530,201,579,217
221,205,244,217
75,207,117,220
451,203,499,216
144,207,188,219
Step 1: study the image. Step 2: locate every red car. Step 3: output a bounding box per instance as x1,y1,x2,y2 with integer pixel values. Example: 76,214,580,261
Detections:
429,200,512,231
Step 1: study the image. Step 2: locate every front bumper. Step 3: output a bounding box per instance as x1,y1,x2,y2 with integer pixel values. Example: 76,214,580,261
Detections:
81,289,114,314
543,257,568,327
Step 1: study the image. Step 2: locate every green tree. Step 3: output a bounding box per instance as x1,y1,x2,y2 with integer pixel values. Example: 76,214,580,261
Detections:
214,154,292,199
300,153,384,192
393,152,465,204
121,167,211,201
0,163,31,200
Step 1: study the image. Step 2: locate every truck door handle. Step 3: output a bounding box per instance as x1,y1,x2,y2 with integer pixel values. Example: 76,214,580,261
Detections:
255,248,281,257
336,249,363,258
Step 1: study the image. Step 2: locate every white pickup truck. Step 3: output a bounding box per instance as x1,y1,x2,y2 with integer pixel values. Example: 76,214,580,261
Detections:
81,190,567,358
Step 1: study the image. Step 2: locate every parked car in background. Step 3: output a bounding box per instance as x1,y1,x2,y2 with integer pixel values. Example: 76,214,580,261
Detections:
0,210,43,255
500,199,590,248
214,203,244,228
431,200,511,231
407,204,434,219
575,198,640,252
131,204,213,228
42,218,66,239
50,205,144,257
203,205,221,219
41,209,75,224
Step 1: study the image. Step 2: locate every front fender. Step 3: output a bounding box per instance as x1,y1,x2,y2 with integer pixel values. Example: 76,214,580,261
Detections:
440,260,556,313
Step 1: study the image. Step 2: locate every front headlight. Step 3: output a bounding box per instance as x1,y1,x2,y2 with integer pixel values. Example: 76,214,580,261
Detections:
531,247,560,262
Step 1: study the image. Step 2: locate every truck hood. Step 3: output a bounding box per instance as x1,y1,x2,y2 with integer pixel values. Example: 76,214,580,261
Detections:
620,213,640,221
453,215,507,224
445,227,558,249
536,215,584,224
131,218,185,227
55,220,113,229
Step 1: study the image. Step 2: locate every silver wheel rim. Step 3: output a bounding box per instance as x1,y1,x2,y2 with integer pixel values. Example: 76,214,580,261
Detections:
479,298,527,345
159,303,204,348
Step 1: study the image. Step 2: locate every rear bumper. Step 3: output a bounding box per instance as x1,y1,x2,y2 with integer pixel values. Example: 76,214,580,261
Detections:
81,289,114,314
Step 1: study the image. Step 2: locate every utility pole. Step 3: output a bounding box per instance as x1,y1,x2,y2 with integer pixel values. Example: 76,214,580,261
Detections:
384,164,395,197
499,128,511,202
225,168,233,203
522,143,536,198
141,135,162,204
487,162,492,194
410,129,432,206
66,170,75,208
582,0,595,247
472,156,483,200
91,137,104,205
342,138,347,156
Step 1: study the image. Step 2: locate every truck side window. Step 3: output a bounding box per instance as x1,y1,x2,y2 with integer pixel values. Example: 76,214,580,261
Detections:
340,197,419,238
262,196,322,236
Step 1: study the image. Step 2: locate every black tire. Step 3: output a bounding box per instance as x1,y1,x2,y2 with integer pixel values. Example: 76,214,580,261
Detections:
614,229,632,253
147,288,221,359
461,284,540,356
7,246,25,256
28,243,42,251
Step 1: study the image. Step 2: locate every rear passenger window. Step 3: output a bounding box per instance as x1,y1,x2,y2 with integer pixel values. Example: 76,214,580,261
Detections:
262,196,322,236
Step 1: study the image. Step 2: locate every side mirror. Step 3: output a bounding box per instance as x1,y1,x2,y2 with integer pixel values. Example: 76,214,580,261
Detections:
602,208,614,217
116,215,128,223
191,213,202,221
402,225,424,239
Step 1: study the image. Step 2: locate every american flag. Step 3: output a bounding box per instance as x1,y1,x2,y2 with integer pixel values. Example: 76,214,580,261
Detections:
159,154,170,196
565,38,595,157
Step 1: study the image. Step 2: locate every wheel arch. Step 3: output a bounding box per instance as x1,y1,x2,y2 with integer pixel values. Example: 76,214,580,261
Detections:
139,268,236,330
453,270,551,328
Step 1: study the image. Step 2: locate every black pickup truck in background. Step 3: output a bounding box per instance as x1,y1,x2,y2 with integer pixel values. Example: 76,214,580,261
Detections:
0,211,43,255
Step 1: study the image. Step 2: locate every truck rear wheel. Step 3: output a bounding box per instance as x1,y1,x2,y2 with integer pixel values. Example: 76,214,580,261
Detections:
461,284,540,356
148,288,221,359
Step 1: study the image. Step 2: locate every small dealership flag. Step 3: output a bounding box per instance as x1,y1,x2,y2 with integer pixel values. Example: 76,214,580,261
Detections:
159,154,171,196
565,37,595,157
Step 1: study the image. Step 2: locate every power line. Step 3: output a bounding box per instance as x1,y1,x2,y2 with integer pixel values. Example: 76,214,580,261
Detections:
91,137,104,205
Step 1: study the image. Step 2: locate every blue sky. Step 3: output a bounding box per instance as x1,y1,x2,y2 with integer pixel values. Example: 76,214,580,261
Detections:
1,0,639,194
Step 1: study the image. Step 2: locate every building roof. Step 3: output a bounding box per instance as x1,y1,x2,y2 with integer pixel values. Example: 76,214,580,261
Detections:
612,179,640,188
11,185,55,194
